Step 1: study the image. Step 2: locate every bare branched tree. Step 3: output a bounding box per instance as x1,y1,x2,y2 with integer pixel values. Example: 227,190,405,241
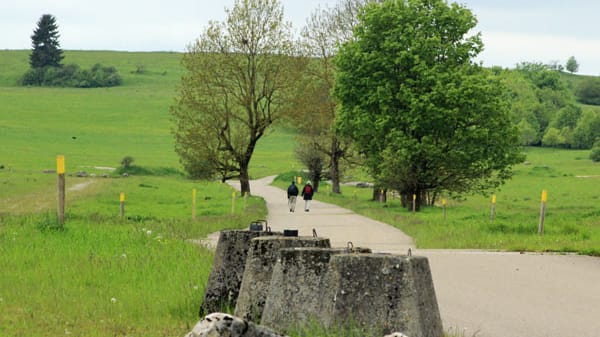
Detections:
171,0,301,194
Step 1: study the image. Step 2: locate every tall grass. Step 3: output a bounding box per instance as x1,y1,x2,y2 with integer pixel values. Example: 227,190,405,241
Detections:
0,175,267,337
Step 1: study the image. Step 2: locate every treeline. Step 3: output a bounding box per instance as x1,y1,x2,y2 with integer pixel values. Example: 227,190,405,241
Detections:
496,62,600,150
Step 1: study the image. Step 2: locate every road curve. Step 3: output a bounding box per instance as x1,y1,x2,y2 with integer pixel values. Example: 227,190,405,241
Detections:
225,176,600,337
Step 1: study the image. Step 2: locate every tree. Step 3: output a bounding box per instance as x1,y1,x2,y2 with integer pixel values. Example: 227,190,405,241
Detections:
566,56,579,74
29,14,63,69
590,139,600,162
334,0,524,210
573,109,600,149
294,0,374,194
170,0,298,195
575,77,600,105
542,127,566,147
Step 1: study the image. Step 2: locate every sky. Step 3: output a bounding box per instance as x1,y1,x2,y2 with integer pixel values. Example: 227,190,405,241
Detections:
2,0,599,75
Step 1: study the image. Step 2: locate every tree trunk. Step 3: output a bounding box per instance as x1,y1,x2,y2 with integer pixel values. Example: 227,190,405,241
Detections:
401,190,422,211
310,170,322,193
330,137,342,194
239,162,251,196
373,186,387,202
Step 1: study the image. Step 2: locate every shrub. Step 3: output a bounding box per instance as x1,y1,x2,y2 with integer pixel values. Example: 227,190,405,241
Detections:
20,63,122,88
120,156,135,169
590,140,600,162
576,77,600,106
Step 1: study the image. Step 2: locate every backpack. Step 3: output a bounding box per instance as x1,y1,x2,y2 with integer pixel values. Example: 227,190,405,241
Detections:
304,185,312,195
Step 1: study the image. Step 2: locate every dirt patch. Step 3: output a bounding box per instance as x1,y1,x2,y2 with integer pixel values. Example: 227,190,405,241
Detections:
69,180,94,191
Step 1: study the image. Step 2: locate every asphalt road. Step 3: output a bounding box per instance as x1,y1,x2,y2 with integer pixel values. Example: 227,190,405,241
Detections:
224,176,600,337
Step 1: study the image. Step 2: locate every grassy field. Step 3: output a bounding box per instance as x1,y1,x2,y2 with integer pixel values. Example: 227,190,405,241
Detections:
1,50,599,337
276,146,600,255
0,50,276,337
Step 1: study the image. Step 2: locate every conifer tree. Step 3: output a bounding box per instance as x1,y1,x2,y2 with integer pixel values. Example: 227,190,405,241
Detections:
30,14,64,69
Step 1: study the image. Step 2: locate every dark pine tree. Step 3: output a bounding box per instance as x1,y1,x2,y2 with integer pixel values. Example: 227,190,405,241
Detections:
30,14,64,69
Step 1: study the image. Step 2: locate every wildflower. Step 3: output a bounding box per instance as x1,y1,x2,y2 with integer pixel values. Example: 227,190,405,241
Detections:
121,253,127,259
146,230,152,236
111,297,117,304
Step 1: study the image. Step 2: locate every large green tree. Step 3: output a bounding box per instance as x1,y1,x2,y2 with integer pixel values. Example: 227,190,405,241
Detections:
29,14,63,69
170,0,298,195
334,0,523,210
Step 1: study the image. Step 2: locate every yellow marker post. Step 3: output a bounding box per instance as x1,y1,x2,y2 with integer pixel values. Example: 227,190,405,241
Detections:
539,190,547,234
192,189,197,220
57,155,66,225
297,176,302,185
120,192,125,220
442,198,447,222
231,191,236,215
490,194,497,223
412,194,417,213
56,155,65,174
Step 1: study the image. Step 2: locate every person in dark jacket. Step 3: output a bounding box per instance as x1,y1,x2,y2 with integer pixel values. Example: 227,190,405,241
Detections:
287,180,299,212
301,181,314,212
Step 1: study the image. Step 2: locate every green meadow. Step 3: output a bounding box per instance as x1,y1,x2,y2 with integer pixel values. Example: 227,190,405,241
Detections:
1,50,600,337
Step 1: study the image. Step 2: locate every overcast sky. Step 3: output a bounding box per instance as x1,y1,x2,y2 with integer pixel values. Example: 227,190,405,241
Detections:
2,0,599,75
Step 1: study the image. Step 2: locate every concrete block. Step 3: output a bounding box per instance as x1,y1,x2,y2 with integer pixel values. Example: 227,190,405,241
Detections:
200,230,280,315
234,236,331,322
321,254,443,337
261,247,351,331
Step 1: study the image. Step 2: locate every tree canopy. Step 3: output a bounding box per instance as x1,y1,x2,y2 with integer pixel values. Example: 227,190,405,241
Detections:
566,56,579,74
30,14,63,69
170,0,299,195
334,0,524,210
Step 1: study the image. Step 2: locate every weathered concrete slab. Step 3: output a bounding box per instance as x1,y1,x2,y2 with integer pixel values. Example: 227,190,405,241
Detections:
321,254,443,337
234,236,330,322
262,246,370,332
200,230,280,315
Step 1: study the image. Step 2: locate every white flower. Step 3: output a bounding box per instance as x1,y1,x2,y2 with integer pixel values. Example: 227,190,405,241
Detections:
121,253,127,259
111,297,117,303
146,230,152,236
193,286,199,291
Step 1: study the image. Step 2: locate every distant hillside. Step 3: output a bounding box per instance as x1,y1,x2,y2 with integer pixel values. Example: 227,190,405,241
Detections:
0,50,185,87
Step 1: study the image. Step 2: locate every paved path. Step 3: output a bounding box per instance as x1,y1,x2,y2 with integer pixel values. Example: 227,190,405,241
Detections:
224,176,600,337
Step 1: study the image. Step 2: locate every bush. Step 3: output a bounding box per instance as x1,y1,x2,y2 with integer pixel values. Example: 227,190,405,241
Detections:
576,77,600,106
120,156,135,169
20,63,122,88
590,140,600,162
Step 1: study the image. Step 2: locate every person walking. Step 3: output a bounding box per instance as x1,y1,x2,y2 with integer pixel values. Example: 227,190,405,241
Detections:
287,180,299,212
301,181,314,212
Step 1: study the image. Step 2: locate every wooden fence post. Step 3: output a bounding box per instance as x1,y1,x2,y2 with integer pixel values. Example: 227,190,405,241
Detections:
231,191,236,215
192,188,197,220
120,192,125,220
442,198,447,222
538,190,547,235
57,155,65,225
490,194,497,223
